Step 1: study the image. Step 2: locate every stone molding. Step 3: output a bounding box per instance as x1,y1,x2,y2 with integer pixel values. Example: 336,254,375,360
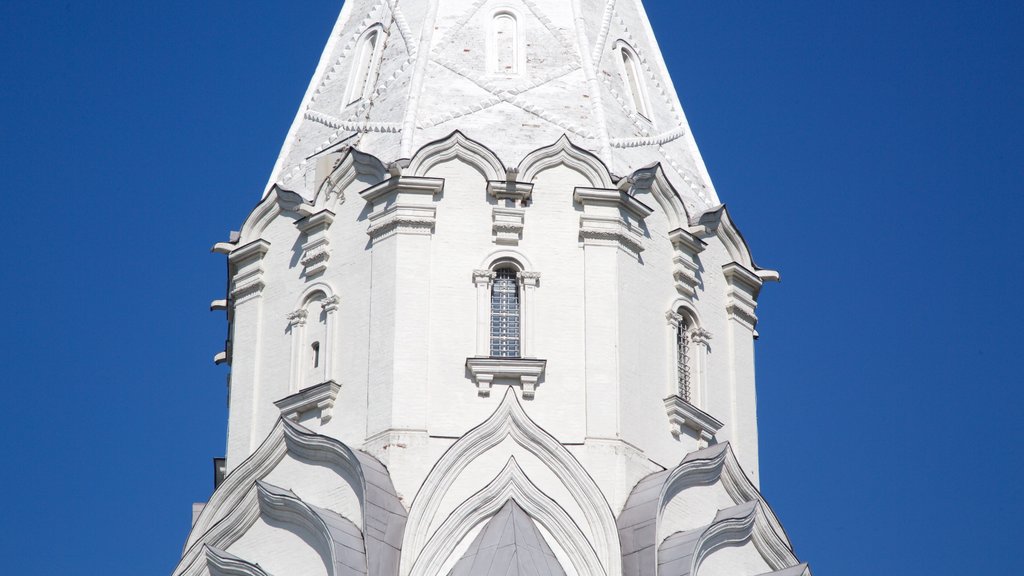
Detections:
575,187,654,255
286,309,309,328
361,176,444,242
722,262,763,331
465,357,547,399
179,419,406,576
669,228,706,298
486,179,534,206
366,205,437,240
686,501,799,576
274,380,342,425
406,131,505,181
228,240,271,303
296,210,335,278
472,269,496,286
412,458,603,576
617,443,795,576
491,207,525,245
518,135,615,188
204,545,272,576
401,390,621,576
256,481,368,576
663,395,723,443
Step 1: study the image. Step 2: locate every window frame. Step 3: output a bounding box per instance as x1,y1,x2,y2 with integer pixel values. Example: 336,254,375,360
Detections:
615,40,652,122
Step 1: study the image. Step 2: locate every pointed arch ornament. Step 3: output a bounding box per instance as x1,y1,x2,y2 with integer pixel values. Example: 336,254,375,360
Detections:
518,135,615,189
401,389,621,576
407,131,506,181
412,458,602,576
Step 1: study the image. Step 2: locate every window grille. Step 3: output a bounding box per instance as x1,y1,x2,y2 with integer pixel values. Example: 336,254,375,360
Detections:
676,315,692,402
490,268,521,357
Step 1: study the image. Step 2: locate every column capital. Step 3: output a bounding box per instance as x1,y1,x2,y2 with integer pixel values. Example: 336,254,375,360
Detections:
473,269,497,286
321,295,341,313
286,309,309,328
519,271,541,288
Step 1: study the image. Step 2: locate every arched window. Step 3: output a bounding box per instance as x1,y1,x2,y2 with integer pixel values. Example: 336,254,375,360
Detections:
490,267,521,357
618,43,650,120
469,258,544,398
347,27,383,105
669,308,711,405
288,290,340,392
676,313,694,402
492,12,519,74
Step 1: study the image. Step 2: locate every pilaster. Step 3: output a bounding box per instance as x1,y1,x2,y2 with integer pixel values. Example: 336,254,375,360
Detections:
361,176,443,438
225,239,270,472
575,188,653,440
722,262,764,485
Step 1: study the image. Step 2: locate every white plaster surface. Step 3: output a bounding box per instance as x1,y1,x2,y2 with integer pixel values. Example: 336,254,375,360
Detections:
176,2,811,575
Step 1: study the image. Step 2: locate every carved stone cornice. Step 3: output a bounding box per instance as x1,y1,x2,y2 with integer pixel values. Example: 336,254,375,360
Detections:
360,175,444,204
486,180,534,206
575,187,653,255
228,240,270,302
366,205,437,241
361,176,443,243
723,262,763,331
574,187,654,221
579,214,646,255
669,228,706,298
492,207,525,245
296,210,335,278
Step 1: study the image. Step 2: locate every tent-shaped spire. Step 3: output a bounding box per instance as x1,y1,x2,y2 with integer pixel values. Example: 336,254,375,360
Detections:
448,500,566,576
267,0,718,214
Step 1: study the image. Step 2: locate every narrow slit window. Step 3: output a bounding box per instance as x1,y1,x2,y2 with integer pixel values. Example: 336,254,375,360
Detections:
311,341,321,369
490,267,521,357
621,46,650,120
493,13,518,74
348,29,381,105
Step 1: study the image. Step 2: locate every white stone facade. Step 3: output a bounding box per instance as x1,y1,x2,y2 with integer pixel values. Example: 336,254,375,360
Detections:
177,1,811,575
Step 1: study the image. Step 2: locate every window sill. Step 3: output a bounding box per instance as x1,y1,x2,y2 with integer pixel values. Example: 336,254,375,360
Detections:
663,395,723,443
274,380,341,425
466,357,547,399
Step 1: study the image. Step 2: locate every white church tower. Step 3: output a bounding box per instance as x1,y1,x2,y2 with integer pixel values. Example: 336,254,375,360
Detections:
177,1,811,575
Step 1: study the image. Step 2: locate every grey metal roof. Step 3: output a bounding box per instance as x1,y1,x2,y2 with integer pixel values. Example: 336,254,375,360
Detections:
258,481,368,575
448,500,566,576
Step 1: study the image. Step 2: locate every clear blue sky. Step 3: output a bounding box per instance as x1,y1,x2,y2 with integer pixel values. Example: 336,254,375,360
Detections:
0,1,1020,574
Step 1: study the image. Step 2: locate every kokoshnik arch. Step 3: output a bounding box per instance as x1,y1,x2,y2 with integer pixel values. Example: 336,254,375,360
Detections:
176,1,811,575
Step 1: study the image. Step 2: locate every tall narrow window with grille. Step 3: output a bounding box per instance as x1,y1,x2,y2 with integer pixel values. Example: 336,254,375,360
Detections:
676,314,693,402
490,267,521,357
